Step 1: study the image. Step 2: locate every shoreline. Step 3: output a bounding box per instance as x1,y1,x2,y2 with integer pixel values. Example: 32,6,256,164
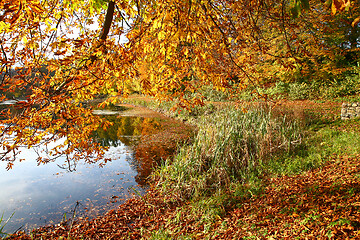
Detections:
6,98,360,239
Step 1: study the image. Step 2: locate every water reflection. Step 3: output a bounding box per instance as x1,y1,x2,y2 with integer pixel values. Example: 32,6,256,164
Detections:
91,116,168,186
0,111,192,234
132,120,193,185
92,115,161,147
0,140,142,233
0,115,166,234
93,115,192,186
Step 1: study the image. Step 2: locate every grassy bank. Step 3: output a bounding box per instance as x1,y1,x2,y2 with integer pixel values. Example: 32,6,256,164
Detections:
155,105,302,199
5,97,360,239
126,96,360,238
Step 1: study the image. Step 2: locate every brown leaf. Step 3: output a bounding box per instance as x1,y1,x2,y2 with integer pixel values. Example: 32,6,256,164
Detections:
332,0,350,15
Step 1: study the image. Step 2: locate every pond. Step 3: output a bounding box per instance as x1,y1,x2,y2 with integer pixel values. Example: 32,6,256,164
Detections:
0,107,192,234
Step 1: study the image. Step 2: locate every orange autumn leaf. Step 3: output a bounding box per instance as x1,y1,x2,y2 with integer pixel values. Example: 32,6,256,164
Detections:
352,16,360,27
332,0,351,15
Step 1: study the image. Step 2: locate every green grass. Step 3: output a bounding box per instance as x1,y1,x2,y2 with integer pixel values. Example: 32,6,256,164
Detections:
258,118,360,182
0,212,14,239
152,105,306,228
150,99,360,231
156,105,302,198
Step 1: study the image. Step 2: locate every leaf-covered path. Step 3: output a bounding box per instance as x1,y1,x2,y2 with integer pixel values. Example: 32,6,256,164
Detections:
215,154,360,239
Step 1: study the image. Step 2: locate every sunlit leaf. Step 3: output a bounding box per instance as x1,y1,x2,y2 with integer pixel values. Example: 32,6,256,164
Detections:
352,16,360,27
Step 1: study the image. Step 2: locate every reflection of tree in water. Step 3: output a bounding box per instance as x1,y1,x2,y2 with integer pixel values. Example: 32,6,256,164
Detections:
92,116,156,147
131,134,177,186
116,117,142,146
92,115,193,186
130,123,194,186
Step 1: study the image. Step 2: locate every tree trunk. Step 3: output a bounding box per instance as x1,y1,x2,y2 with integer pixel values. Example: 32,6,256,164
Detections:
99,1,115,41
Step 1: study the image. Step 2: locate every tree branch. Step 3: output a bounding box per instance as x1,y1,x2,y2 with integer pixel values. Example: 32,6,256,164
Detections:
99,1,115,41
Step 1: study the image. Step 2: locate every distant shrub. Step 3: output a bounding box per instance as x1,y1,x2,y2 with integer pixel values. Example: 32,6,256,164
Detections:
289,82,309,100
264,81,290,99
200,85,230,102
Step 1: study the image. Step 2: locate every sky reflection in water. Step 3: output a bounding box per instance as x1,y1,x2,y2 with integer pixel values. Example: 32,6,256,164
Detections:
0,115,156,233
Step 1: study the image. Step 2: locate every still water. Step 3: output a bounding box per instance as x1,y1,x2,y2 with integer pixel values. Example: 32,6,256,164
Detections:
0,114,162,233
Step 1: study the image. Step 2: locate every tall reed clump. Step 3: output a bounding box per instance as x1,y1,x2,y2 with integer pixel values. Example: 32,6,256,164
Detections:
155,105,302,199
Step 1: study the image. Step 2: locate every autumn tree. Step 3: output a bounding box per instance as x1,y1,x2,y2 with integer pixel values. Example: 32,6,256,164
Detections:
0,0,358,169
283,0,360,90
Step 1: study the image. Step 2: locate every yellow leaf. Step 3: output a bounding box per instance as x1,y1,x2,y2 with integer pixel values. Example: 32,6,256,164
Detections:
352,16,360,28
331,1,338,15
158,31,166,41
184,48,189,56
160,46,166,55
0,22,10,33
22,36,28,44
45,19,52,27
153,19,162,29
